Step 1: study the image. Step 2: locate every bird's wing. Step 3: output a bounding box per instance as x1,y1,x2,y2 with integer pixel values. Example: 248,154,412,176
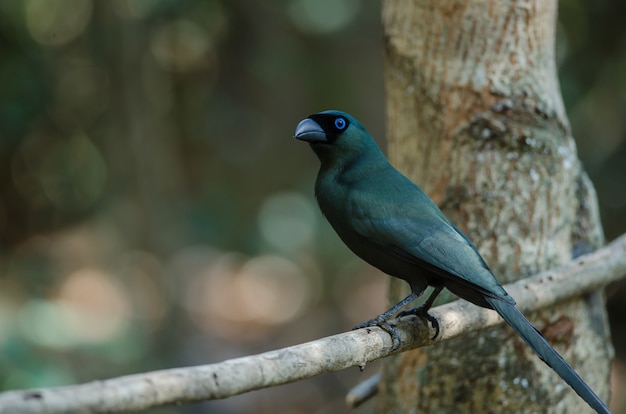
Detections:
352,197,509,300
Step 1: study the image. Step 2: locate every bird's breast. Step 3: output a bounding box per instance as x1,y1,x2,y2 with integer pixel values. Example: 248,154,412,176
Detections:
315,182,420,281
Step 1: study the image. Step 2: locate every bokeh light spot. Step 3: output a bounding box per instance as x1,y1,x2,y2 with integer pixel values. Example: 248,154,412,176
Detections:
184,253,311,340
150,19,211,72
25,0,93,46
18,300,78,349
235,255,311,325
115,251,168,330
288,0,360,35
0,302,17,345
257,192,317,252
56,267,132,343
113,0,161,19
15,268,133,349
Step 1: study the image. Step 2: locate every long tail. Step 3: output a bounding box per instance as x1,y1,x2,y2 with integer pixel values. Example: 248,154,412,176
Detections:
485,296,611,414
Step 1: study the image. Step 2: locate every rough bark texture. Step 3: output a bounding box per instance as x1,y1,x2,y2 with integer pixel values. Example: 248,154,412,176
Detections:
379,0,613,412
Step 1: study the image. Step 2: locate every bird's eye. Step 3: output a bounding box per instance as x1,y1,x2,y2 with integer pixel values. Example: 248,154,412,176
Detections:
334,117,347,130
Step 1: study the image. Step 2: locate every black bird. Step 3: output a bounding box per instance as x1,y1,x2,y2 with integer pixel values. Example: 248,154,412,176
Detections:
294,110,611,414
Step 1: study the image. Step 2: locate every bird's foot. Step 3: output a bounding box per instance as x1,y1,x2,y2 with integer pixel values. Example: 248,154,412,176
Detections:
353,314,387,331
397,305,439,339
354,317,402,352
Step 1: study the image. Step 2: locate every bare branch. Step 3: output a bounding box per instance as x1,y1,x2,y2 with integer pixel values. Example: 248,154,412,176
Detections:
1,233,625,414
345,372,380,408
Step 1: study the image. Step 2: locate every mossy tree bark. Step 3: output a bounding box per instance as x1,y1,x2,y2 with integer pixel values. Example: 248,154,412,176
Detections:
380,0,613,412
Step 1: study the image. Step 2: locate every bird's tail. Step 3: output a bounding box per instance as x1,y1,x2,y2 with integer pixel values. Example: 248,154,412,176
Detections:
485,296,611,414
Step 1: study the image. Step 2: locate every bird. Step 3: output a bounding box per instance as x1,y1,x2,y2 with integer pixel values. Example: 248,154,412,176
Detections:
293,110,611,414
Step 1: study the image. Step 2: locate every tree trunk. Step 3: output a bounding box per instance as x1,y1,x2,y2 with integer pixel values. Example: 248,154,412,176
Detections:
379,0,613,412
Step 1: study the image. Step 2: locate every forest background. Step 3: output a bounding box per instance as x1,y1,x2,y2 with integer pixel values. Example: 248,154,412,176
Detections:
1,1,625,412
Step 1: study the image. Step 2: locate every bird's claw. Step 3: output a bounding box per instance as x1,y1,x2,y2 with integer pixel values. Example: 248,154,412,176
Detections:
353,319,402,352
397,305,440,339
353,316,384,331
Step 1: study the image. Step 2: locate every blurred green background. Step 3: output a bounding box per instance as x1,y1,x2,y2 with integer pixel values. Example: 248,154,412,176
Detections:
0,1,625,413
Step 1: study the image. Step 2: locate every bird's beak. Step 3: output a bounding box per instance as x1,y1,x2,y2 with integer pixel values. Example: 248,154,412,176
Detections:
294,118,327,143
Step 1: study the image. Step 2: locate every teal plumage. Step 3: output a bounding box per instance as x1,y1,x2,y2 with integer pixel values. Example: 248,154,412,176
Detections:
294,110,610,414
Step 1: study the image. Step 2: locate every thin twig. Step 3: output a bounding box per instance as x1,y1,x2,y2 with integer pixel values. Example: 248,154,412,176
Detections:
1,234,625,414
345,372,380,409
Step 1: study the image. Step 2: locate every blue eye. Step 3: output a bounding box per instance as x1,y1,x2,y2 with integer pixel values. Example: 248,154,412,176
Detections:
334,117,346,130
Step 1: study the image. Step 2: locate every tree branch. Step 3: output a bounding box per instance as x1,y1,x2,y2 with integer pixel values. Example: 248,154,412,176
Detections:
2,233,626,414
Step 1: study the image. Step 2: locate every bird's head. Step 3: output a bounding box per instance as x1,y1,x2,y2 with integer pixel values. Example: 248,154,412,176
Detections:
293,110,382,164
